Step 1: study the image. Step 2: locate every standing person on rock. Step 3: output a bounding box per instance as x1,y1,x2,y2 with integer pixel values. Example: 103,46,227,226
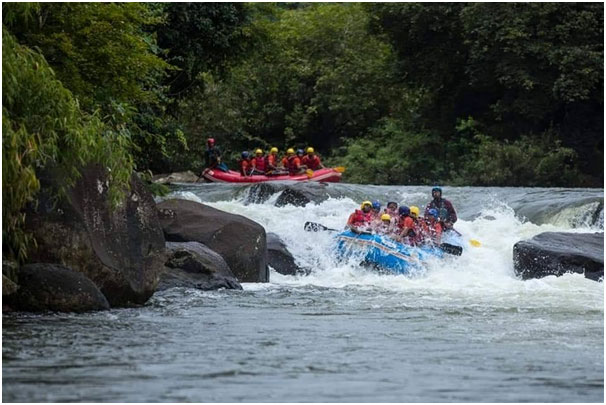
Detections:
425,186,457,230
204,138,228,172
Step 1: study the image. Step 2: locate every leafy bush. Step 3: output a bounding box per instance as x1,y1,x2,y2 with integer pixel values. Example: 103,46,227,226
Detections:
2,30,133,261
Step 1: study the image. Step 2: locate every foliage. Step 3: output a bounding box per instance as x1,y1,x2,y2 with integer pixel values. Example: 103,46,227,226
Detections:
2,29,133,261
171,3,397,170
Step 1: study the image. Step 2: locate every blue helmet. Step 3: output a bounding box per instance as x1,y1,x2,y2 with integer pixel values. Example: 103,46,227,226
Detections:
296,149,304,155
427,208,439,218
398,206,410,216
241,151,249,158
372,200,381,210
432,186,442,195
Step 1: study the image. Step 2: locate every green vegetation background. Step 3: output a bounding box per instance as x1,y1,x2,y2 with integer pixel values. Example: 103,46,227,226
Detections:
3,3,603,259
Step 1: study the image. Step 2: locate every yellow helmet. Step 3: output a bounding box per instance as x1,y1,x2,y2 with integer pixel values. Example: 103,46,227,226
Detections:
286,148,295,155
410,206,420,217
255,148,263,155
381,213,391,221
270,147,278,153
306,147,314,154
361,201,372,209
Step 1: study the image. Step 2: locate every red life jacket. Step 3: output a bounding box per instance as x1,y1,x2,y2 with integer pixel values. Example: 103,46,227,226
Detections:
287,156,301,174
349,209,372,226
253,156,266,172
302,154,322,170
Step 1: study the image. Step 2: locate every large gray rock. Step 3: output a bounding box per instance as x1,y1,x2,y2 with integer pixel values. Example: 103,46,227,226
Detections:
158,242,242,291
26,164,166,307
157,199,269,282
274,183,330,207
513,232,604,281
267,233,305,275
152,171,200,184
9,263,110,312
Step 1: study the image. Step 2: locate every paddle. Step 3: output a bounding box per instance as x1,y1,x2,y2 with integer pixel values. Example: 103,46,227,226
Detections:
306,169,314,178
439,243,463,256
304,221,339,232
449,227,481,247
334,166,346,173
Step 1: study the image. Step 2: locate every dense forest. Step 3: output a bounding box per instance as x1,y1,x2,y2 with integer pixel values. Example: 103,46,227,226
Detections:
2,3,603,258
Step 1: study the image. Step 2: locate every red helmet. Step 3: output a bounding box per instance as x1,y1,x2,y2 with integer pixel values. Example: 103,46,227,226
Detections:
207,138,215,146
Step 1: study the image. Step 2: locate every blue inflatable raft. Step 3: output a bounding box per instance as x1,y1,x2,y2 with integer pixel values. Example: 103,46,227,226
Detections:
335,230,462,275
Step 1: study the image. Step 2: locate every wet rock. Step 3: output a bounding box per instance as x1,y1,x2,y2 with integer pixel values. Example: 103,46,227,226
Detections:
244,183,280,205
157,199,269,282
513,232,604,281
158,242,242,291
26,164,166,307
267,233,305,275
274,183,330,207
9,263,110,312
152,171,200,184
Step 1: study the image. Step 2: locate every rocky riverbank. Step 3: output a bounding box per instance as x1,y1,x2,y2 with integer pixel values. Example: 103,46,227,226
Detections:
3,168,303,313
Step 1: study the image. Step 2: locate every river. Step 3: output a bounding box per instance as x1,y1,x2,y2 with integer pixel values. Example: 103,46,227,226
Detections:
2,183,603,402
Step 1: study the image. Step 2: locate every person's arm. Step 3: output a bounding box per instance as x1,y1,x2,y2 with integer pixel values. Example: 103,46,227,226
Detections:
447,200,457,223
317,156,324,169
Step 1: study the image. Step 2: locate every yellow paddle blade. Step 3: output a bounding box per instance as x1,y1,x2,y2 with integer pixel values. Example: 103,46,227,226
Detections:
469,239,481,247
334,166,346,173
306,169,314,178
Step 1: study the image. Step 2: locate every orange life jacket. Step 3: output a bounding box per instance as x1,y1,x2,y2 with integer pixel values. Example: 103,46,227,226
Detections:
239,159,252,176
287,155,301,174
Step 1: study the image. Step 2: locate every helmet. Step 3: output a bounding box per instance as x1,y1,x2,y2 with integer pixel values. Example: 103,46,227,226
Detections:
306,147,314,154
241,151,249,158
372,200,381,210
427,208,439,218
361,201,372,209
287,148,295,155
270,147,278,153
207,138,215,146
255,148,263,155
432,186,442,195
296,149,304,155
410,206,420,217
398,206,410,216
381,213,391,221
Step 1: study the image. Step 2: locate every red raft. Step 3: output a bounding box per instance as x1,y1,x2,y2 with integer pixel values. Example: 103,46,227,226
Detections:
202,167,343,183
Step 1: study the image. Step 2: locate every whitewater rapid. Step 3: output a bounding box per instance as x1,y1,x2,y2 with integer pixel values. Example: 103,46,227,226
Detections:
164,183,603,312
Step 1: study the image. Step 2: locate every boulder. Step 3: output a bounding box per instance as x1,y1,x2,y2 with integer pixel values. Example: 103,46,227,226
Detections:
267,233,305,275
152,171,200,184
158,242,242,291
275,182,330,207
8,263,110,312
513,232,604,281
157,199,269,282
26,164,166,307
244,183,280,205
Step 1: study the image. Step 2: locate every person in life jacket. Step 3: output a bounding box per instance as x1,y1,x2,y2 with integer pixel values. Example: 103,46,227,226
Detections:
301,147,324,170
204,138,228,172
239,151,253,176
282,148,294,168
420,208,443,245
346,201,373,233
266,147,280,174
251,149,267,175
384,201,398,219
377,213,394,235
425,186,457,229
287,149,305,175
395,205,416,245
